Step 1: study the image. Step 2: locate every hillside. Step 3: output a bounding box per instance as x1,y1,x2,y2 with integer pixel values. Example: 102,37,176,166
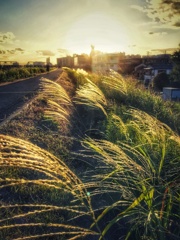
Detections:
0,68,179,240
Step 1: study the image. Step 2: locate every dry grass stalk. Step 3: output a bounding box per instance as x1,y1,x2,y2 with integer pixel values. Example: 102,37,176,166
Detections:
102,70,127,96
40,77,73,126
74,78,107,116
0,134,100,238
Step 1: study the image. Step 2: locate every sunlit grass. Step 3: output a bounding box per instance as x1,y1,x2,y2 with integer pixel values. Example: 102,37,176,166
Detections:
101,70,127,99
0,69,179,239
40,77,73,128
0,134,100,239
82,133,180,240
74,78,107,117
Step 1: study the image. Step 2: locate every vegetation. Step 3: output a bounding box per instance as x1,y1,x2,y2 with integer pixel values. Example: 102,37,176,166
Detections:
152,72,170,91
170,50,180,87
0,68,179,240
0,67,49,84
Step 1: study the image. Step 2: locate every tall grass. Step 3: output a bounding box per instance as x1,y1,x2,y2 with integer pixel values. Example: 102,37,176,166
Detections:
40,77,72,127
63,68,108,131
71,68,179,239
0,134,99,239
74,78,107,117
0,69,179,239
82,120,180,239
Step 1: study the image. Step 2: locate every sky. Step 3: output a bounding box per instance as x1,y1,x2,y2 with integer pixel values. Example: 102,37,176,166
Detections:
0,0,179,64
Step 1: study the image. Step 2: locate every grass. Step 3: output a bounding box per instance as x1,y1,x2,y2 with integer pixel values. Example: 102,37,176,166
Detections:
0,135,99,239
81,112,180,239
0,68,179,239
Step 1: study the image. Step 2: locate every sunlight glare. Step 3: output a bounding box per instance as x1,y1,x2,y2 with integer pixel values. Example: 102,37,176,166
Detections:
64,12,129,53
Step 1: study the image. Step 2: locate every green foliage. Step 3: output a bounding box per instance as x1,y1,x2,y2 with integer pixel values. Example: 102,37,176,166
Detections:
85,112,179,238
170,50,180,85
0,70,6,82
0,67,48,84
171,50,180,65
18,67,31,78
152,72,170,91
170,65,180,86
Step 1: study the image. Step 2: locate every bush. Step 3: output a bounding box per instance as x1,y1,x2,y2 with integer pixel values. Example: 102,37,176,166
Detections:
0,70,6,83
152,72,170,91
0,67,47,83
18,67,31,78
6,68,19,81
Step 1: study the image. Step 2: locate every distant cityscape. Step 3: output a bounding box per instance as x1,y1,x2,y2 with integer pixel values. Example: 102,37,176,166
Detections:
0,46,176,86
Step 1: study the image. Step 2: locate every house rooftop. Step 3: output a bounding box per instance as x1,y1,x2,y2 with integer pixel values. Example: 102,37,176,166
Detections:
148,63,173,70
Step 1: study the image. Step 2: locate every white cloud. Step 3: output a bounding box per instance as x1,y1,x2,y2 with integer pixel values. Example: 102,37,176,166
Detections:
0,48,25,55
131,0,180,29
36,50,55,56
144,31,168,37
0,32,16,44
57,48,71,56
130,5,144,12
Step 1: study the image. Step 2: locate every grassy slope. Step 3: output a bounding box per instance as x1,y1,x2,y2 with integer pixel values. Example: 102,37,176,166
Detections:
0,68,179,240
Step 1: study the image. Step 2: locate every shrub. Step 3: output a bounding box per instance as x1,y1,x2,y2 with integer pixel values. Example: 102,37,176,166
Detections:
6,68,19,81
18,67,31,78
152,72,170,91
0,70,6,83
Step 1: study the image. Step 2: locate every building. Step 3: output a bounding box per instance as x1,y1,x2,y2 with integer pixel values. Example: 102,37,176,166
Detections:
134,54,173,86
119,55,141,74
91,47,125,73
57,56,74,68
143,63,173,87
73,54,91,70
163,87,180,101
106,53,124,72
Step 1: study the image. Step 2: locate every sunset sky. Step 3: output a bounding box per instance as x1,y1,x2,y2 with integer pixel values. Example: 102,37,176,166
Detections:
0,0,179,64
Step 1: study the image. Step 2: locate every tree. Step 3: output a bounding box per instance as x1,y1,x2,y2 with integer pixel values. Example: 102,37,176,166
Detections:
170,49,180,86
171,49,180,64
152,72,170,91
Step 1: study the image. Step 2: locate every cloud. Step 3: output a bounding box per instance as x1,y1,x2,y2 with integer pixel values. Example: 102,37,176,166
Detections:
130,5,144,12
128,44,137,47
7,50,16,54
0,50,6,54
0,32,15,44
15,48,24,52
173,21,180,27
57,48,68,53
148,31,167,36
0,48,25,55
57,48,70,56
36,50,55,56
131,0,180,28
144,31,168,37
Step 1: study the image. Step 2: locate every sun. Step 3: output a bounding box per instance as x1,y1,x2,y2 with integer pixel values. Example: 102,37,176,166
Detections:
63,12,129,54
